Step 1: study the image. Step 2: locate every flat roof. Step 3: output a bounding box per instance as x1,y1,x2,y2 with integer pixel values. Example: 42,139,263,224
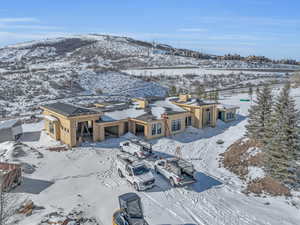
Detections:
0,119,21,130
42,102,101,117
217,104,240,110
101,107,147,122
172,97,216,106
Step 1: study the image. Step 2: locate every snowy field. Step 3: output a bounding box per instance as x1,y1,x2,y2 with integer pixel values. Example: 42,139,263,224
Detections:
1,91,300,225
123,67,285,77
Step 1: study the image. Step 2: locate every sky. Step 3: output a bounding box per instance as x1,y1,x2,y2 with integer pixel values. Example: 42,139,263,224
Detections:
0,0,300,60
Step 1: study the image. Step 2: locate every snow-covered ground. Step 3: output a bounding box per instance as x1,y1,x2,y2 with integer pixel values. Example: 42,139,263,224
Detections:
1,91,300,225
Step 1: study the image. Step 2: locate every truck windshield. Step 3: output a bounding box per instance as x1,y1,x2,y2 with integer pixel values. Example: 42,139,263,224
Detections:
127,199,143,218
133,166,149,176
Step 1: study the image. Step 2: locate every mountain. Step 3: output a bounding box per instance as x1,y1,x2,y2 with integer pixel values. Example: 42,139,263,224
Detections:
0,34,299,118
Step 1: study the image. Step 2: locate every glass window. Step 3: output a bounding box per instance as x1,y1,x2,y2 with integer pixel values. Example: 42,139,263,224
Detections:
49,122,54,134
127,199,143,218
133,166,149,176
151,123,162,135
151,123,157,135
157,123,162,134
171,119,181,131
185,116,192,126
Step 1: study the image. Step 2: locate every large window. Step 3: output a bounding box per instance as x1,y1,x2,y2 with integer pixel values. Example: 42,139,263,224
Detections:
185,116,192,126
226,112,235,120
49,122,54,134
171,119,181,131
151,123,162,135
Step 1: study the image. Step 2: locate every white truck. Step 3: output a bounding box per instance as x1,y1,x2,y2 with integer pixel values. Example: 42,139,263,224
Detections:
116,153,155,191
119,139,153,159
154,158,196,187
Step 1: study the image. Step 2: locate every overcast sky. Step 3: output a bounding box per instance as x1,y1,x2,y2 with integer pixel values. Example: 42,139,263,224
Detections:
0,0,300,60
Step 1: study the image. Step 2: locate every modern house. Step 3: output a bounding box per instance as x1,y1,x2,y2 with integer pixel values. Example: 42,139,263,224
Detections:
0,119,23,143
41,94,239,147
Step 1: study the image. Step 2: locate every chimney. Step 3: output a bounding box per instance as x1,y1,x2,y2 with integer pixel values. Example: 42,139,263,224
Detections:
132,98,148,109
179,94,189,102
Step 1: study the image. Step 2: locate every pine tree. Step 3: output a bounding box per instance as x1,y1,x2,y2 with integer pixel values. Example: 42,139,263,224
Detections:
169,86,177,96
196,85,205,99
265,83,300,186
248,86,253,103
245,84,273,142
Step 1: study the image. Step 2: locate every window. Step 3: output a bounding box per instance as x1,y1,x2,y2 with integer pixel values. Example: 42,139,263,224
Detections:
171,119,181,131
227,112,235,120
151,123,162,135
49,122,54,134
185,116,192,126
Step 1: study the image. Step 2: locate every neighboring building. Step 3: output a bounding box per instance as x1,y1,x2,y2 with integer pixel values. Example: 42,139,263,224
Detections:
0,119,23,143
217,104,240,122
41,95,238,147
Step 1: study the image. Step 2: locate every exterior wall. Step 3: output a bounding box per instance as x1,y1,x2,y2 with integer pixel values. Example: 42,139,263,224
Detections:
44,119,60,140
0,128,13,143
167,113,190,135
146,120,165,139
172,102,218,128
11,125,22,137
219,108,237,122
42,109,101,147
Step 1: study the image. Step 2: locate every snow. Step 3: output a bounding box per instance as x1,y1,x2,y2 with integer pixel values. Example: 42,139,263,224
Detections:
102,107,147,122
150,106,165,119
247,167,265,181
218,104,240,110
153,98,187,112
0,119,20,129
2,91,299,225
43,115,58,122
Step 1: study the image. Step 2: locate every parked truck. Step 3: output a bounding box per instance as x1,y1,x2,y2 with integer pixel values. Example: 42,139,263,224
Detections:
154,158,196,187
116,153,155,191
119,139,153,159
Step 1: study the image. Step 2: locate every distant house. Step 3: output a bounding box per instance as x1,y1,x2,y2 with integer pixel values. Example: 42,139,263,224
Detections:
41,95,239,147
0,119,23,143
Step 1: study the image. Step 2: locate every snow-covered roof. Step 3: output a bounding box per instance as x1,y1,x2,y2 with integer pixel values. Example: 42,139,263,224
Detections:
101,107,147,122
44,115,58,122
153,98,186,112
98,97,189,123
217,104,240,110
0,119,21,130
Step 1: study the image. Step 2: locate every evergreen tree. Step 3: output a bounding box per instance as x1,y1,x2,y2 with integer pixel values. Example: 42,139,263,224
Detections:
245,84,273,142
169,86,177,96
214,90,219,102
265,83,300,185
248,86,253,103
196,85,205,99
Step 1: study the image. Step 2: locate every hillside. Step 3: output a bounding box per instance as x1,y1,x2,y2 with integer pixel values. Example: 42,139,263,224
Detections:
0,34,300,117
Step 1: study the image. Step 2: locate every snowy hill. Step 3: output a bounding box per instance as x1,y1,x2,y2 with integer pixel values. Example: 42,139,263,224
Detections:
0,34,299,117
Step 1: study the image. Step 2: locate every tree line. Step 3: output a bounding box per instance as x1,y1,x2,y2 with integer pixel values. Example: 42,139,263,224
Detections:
246,83,300,188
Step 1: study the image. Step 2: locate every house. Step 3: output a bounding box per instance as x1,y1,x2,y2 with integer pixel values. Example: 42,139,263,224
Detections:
217,104,239,122
171,94,218,128
0,119,23,143
41,95,238,147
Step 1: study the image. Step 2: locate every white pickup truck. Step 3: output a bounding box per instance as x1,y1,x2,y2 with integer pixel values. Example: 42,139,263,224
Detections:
154,158,196,187
116,153,155,191
119,139,153,159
